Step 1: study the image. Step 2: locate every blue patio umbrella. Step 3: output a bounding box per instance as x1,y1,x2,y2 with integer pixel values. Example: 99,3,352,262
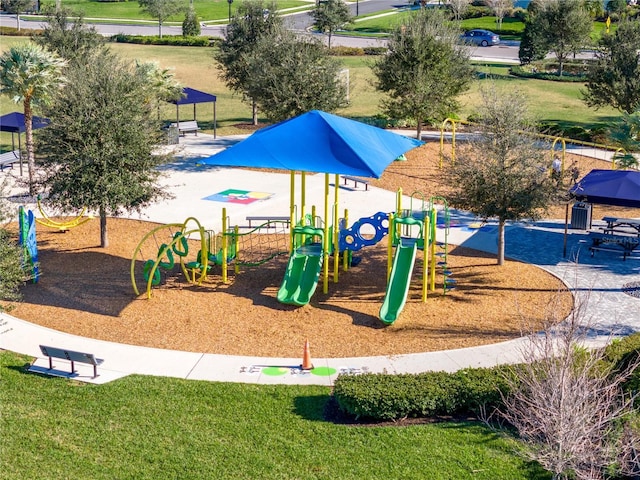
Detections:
197,110,423,178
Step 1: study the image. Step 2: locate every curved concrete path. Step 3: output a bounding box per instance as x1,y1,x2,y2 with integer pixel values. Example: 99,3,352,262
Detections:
1,133,638,384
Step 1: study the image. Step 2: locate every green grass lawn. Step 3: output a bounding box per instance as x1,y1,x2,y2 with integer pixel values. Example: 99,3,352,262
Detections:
0,351,549,479
0,36,622,150
32,0,308,23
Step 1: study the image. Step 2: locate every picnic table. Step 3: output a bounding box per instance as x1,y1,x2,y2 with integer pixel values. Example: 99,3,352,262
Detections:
588,217,640,260
601,216,640,236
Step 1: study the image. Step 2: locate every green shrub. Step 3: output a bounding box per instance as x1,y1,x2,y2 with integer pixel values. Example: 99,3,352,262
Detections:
603,333,640,394
0,26,42,36
330,46,365,56
509,65,587,82
463,5,492,18
362,46,386,56
333,366,513,421
109,34,211,47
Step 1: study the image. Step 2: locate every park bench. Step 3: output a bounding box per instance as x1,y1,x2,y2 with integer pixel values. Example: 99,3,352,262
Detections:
246,215,290,228
342,175,370,191
0,150,20,171
39,345,104,379
170,120,200,136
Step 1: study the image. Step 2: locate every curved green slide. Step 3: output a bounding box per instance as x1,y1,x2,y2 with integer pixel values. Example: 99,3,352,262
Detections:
379,239,418,325
277,244,323,306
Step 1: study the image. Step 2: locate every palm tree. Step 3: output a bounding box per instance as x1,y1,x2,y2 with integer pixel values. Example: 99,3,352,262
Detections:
0,44,66,195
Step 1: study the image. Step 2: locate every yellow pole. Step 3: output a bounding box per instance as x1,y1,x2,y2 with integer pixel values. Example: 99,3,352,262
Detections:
301,171,306,220
343,208,349,272
323,174,329,294
451,121,457,165
396,187,402,215
422,216,429,302
429,208,436,291
333,174,339,283
221,207,228,283
290,171,295,253
234,225,239,274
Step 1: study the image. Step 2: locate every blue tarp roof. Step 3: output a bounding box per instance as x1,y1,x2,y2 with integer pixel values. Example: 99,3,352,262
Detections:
170,87,216,105
570,169,640,208
0,112,49,133
198,110,423,178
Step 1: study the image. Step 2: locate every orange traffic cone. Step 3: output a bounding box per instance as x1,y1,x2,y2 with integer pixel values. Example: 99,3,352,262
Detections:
300,339,314,370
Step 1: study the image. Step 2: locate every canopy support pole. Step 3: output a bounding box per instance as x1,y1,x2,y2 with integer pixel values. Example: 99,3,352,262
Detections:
563,202,569,258
323,173,329,294
333,173,339,283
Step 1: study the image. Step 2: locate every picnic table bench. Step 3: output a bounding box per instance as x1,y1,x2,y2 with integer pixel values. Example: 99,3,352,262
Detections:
39,345,104,379
246,215,290,228
342,175,370,191
170,120,200,136
602,216,640,236
0,150,20,171
588,231,639,261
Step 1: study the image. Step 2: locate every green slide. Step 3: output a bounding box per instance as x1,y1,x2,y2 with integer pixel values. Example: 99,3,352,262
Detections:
379,238,418,325
277,243,323,306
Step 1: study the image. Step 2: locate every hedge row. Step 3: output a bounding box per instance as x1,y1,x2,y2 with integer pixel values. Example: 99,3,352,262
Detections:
330,46,387,56
333,333,640,421
0,26,42,36
109,34,213,47
510,65,588,82
333,366,514,420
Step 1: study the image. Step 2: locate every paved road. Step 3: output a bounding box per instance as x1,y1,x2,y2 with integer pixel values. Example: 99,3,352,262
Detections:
0,9,521,63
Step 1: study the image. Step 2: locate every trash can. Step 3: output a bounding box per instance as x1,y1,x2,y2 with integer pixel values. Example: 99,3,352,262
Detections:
167,125,179,145
570,202,592,230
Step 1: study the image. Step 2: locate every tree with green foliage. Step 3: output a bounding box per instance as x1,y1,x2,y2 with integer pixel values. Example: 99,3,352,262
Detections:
0,179,25,307
138,0,184,38
518,1,549,65
583,19,640,114
535,0,592,76
0,44,66,196
311,0,353,49
34,8,105,65
446,87,556,265
0,0,35,31
182,5,201,37
36,50,171,248
372,9,473,139
135,60,183,114
610,110,640,169
215,0,281,125
243,28,348,122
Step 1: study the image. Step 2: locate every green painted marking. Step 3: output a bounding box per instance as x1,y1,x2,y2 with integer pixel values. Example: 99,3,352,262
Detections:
261,367,288,376
311,366,337,377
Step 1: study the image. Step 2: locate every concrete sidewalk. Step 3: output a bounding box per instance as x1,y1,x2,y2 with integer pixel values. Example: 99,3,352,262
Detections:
2,132,639,385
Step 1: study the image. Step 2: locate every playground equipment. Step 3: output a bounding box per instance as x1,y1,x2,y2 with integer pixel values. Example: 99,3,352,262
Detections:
35,196,93,232
380,214,425,325
18,206,39,283
378,191,454,324
131,217,214,298
277,225,325,306
131,209,291,299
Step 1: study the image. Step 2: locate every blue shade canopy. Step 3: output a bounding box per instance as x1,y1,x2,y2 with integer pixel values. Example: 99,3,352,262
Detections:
198,110,423,178
570,169,640,208
170,87,217,105
0,112,50,133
